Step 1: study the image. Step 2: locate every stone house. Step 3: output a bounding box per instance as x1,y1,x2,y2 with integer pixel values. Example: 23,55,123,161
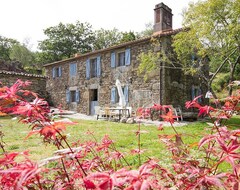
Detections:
44,3,207,115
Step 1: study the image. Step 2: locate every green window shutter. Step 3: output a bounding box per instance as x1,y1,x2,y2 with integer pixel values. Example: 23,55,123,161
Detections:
111,52,116,68
125,48,131,66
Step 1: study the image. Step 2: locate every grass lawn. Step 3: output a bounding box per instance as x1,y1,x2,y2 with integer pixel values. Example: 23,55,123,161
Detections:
0,116,239,166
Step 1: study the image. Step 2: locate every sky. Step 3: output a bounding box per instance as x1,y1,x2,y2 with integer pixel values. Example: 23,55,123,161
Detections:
0,0,195,50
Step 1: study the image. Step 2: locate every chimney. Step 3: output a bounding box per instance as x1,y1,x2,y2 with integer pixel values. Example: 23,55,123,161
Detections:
153,3,173,33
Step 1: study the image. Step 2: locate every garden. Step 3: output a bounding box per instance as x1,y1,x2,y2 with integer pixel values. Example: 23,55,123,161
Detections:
0,79,239,189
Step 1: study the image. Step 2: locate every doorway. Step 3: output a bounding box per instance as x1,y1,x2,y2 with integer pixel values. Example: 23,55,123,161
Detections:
89,89,98,115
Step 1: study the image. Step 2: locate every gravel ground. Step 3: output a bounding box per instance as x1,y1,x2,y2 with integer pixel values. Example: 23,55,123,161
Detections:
51,108,189,127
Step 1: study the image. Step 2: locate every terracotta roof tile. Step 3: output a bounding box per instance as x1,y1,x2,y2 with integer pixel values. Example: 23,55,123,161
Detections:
0,70,46,78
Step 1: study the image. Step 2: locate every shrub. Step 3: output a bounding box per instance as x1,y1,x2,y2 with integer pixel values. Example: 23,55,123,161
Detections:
0,79,239,189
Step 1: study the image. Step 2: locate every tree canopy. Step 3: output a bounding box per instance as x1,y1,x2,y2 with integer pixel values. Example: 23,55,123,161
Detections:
38,21,95,63
38,22,139,64
173,0,240,96
93,28,123,50
0,36,19,61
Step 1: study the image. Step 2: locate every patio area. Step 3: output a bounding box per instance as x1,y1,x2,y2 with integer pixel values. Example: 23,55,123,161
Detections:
50,107,190,127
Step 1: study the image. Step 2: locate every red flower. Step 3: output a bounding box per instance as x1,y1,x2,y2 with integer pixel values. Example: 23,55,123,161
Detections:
160,110,178,124
151,103,162,111
198,105,215,117
185,95,202,109
130,149,145,155
26,120,77,140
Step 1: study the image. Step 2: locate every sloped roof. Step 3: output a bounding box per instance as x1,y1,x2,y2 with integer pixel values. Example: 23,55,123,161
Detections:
44,28,183,67
0,70,46,78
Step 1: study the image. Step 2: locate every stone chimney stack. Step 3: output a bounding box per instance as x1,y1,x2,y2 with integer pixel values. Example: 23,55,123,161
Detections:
153,3,173,33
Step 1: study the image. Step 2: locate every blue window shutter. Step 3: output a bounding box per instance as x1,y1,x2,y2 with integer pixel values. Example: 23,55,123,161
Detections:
125,48,131,66
70,63,76,76
191,86,195,100
59,67,62,77
86,59,90,79
76,90,80,103
97,56,101,77
66,89,70,103
124,86,129,102
52,67,55,78
74,63,77,75
111,87,116,103
70,64,73,76
198,88,202,103
111,52,116,68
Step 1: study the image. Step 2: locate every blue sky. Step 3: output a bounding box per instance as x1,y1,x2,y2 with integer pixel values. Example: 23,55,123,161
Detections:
0,0,196,50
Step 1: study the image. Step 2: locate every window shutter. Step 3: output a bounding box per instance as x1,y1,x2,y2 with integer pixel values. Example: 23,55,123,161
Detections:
66,89,70,103
70,64,73,76
111,52,116,68
191,86,195,100
76,90,80,103
74,64,76,75
125,48,131,66
197,88,202,103
124,86,129,103
111,87,116,103
97,56,101,77
70,63,77,76
86,59,90,79
52,67,56,78
59,67,62,77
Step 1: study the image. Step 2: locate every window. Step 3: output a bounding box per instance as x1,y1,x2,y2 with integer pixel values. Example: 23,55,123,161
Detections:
66,89,80,103
117,52,125,67
111,48,131,68
71,91,76,102
111,86,129,104
70,63,77,76
86,56,101,79
191,86,202,103
52,66,62,78
90,58,97,78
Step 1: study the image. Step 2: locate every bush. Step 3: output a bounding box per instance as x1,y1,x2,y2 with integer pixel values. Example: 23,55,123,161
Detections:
0,80,239,189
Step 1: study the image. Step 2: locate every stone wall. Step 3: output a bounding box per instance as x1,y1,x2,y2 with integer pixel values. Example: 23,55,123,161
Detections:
0,70,47,99
46,39,162,114
45,34,207,115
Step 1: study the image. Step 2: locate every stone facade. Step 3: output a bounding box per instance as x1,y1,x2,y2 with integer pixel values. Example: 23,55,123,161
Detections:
0,70,47,99
44,3,208,115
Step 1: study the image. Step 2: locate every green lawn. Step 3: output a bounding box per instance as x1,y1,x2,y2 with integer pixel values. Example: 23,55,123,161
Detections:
0,116,239,165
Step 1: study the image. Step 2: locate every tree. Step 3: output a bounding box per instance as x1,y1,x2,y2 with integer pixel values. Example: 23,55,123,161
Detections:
93,28,122,50
138,22,154,37
0,36,19,61
38,21,95,63
120,31,137,43
10,44,36,68
93,29,138,50
173,0,240,97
